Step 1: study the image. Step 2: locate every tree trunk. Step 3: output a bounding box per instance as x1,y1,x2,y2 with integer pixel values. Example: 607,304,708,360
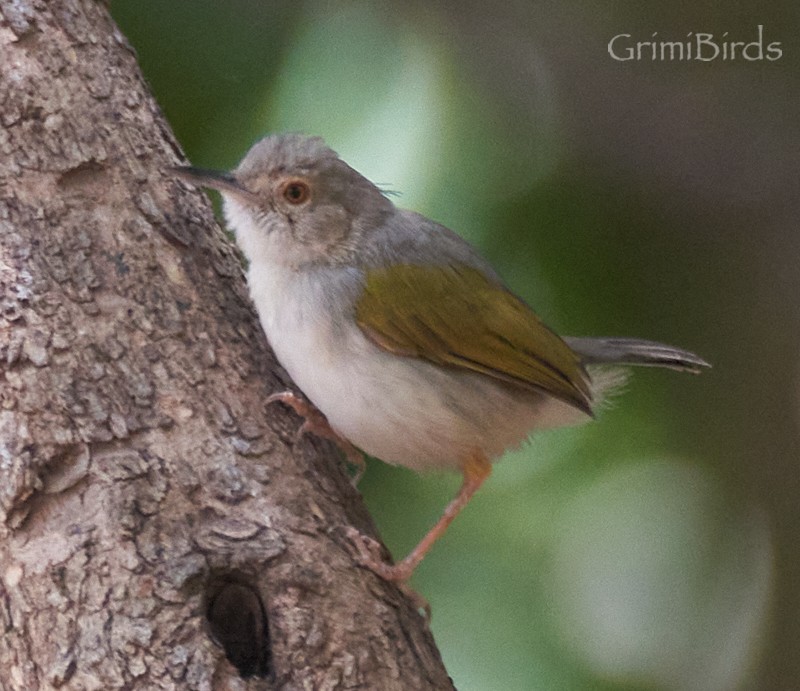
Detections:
0,1,453,688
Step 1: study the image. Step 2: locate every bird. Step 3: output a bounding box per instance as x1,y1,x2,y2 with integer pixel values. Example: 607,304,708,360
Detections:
173,134,709,583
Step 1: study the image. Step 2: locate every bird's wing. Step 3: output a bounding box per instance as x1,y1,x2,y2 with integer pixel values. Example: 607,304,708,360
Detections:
355,263,593,414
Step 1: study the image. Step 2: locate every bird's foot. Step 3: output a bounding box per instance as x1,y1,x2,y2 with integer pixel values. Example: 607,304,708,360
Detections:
344,526,431,619
267,390,366,484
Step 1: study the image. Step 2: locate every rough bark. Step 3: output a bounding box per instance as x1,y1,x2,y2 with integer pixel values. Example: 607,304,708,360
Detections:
0,1,453,689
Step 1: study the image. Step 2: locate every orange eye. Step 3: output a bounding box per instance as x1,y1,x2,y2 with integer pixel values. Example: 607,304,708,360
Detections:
280,179,311,205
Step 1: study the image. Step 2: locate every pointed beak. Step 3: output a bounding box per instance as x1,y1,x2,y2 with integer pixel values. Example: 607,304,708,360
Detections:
170,166,252,198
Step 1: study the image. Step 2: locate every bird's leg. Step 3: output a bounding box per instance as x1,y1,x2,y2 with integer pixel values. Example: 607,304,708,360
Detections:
348,451,492,583
267,390,367,484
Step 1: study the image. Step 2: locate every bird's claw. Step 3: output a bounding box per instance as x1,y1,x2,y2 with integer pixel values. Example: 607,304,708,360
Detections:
344,527,431,619
268,390,366,485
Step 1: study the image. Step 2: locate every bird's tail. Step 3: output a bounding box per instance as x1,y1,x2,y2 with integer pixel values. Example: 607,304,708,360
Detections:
565,337,710,374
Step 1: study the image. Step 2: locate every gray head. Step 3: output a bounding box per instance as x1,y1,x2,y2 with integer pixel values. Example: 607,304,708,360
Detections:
174,134,394,267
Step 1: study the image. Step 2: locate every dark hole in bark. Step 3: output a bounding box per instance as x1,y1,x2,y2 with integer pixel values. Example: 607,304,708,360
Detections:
205,574,272,678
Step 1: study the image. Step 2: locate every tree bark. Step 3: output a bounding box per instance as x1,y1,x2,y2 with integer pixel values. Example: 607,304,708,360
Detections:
0,1,453,689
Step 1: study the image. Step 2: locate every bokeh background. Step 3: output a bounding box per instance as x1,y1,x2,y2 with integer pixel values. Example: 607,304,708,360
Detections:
110,2,799,689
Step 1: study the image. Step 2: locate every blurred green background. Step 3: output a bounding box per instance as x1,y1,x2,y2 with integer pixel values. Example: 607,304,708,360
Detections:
110,2,798,688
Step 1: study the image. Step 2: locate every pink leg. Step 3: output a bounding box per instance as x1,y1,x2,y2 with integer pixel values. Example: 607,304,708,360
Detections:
347,451,492,582
267,391,366,484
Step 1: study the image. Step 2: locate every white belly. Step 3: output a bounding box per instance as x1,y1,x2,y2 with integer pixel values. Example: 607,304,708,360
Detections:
248,264,586,472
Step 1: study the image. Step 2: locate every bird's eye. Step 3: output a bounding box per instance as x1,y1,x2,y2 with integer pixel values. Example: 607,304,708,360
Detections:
280,179,311,205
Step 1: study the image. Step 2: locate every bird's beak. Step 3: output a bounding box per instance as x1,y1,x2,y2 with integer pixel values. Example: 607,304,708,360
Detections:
170,166,254,200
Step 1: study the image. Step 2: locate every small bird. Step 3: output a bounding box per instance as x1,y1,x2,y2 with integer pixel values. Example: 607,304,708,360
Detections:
174,134,709,583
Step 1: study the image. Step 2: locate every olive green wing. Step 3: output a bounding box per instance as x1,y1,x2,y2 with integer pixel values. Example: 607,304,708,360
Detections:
355,263,593,415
